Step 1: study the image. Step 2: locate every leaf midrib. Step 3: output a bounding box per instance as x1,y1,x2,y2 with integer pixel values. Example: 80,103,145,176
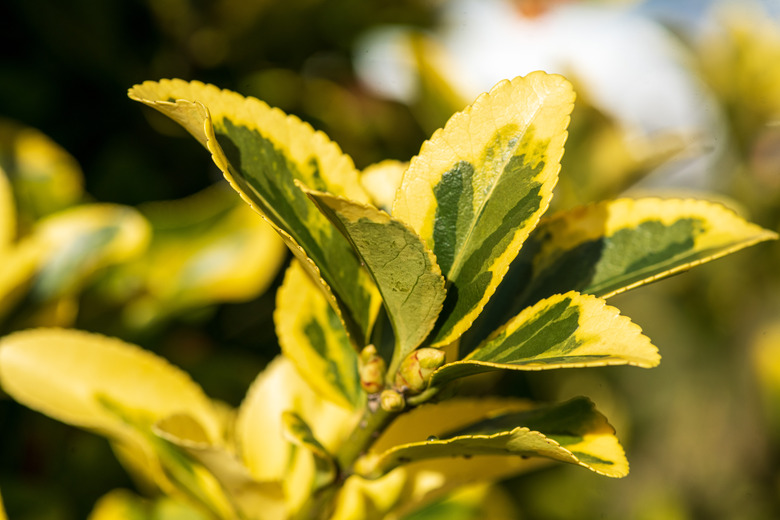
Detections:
446,94,544,281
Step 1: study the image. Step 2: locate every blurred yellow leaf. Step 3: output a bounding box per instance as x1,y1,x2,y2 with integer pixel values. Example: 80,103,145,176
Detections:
0,328,222,443
0,119,84,227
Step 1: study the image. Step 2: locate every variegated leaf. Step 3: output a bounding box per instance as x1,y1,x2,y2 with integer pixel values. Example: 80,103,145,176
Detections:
236,356,358,483
510,198,779,309
97,397,235,519
431,291,658,387
354,397,627,479
282,411,337,491
0,239,45,319
119,183,286,327
87,489,211,520
0,118,84,224
393,72,574,347
0,328,223,443
275,260,363,409
153,414,286,520
304,188,446,359
360,160,406,213
128,79,380,346
32,204,151,300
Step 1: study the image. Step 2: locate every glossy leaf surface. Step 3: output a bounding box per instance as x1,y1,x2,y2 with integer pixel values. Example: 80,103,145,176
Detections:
431,291,658,387
129,79,380,346
275,260,363,409
393,72,574,346
305,188,446,359
355,397,626,479
513,198,778,306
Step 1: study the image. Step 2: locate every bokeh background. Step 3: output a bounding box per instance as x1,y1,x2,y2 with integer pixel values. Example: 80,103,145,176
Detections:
1,0,780,518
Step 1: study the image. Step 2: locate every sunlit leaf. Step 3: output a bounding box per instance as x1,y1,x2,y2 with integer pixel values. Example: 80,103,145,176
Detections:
0,239,45,320
128,79,381,346
98,397,235,519
0,119,84,226
154,414,287,520
116,183,286,327
236,356,358,483
393,72,574,347
282,411,337,491
32,204,151,300
87,489,149,520
330,471,407,520
305,188,446,359
510,198,779,308
0,167,15,250
0,328,222,442
87,489,212,520
431,291,658,387
275,260,363,409
355,397,627,479
401,482,519,520
360,160,406,213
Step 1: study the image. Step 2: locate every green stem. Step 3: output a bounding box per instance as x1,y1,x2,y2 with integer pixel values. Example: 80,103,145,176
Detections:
336,404,396,474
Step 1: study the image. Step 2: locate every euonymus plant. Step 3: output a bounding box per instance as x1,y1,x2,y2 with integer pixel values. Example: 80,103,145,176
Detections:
0,72,776,519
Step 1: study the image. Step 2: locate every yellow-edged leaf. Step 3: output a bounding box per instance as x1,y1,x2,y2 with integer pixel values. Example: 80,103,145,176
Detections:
235,356,358,483
128,79,381,347
87,489,211,520
153,414,287,520
510,198,779,308
97,397,235,519
304,188,446,359
355,397,627,480
393,72,574,347
275,260,363,409
282,411,337,491
32,203,150,300
431,291,658,387
117,183,286,327
0,119,84,225
0,328,222,443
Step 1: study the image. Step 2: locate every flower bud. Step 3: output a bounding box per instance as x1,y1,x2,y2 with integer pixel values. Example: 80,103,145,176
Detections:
359,344,386,394
380,389,405,412
394,348,446,394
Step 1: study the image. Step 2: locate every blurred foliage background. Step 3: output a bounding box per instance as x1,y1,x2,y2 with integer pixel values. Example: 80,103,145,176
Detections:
1,0,779,518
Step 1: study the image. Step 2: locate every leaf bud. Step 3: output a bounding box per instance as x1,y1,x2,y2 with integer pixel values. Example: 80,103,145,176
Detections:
380,389,405,412
394,348,446,394
359,344,386,394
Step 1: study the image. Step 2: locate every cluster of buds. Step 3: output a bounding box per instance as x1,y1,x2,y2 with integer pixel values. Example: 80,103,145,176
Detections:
394,347,446,395
361,345,447,412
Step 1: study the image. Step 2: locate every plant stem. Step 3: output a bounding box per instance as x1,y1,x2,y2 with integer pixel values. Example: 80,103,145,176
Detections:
336,403,396,476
